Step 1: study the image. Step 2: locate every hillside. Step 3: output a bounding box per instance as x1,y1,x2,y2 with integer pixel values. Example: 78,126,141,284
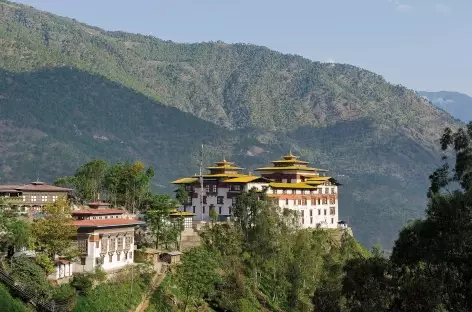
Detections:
0,0,462,249
418,91,472,123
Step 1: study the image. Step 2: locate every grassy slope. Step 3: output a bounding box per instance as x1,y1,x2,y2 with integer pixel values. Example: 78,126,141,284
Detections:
0,1,463,248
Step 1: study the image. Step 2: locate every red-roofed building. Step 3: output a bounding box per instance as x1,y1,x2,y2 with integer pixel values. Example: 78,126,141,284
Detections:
72,202,144,272
0,181,71,215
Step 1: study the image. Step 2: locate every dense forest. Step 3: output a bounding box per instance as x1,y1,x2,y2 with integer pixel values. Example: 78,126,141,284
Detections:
0,0,463,249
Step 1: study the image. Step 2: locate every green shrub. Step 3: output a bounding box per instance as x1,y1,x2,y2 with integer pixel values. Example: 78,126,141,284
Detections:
91,265,107,282
9,256,52,301
0,283,28,312
74,280,144,312
52,284,77,312
70,274,93,296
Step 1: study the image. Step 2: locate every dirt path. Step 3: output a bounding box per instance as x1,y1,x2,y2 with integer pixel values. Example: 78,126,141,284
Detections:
135,270,167,312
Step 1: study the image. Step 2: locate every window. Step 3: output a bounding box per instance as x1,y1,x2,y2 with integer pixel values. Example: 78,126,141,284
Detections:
109,238,116,251
218,207,222,214
22,196,26,202
31,195,37,202
310,209,313,216
203,196,207,204
229,207,232,215
233,185,241,191
325,188,329,194
330,198,336,204
310,217,313,224
331,188,335,194
301,210,305,224
41,195,48,202
331,218,334,224
52,195,57,202
318,209,321,215
311,198,316,206
205,185,210,192
117,238,123,250
203,206,206,214
125,252,128,260
109,255,113,263
185,185,193,192
322,198,328,205
318,188,322,194
282,189,287,194
129,252,133,259
187,196,192,204
287,189,292,194
317,198,321,205
211,185,217,193
302,198,307,205
330,207,336,215
310,190,315,195
273,189,278,194
193,206,196,213
95,241,99,248
232,197,237,205
117,253,121,261
324,209,327,215
217,196,224,204
285,198,289,205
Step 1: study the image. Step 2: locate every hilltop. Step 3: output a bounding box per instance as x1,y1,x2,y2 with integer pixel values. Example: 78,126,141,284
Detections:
0,1,462,248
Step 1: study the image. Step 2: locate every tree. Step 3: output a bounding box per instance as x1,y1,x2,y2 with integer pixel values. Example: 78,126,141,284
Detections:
144,194,178,249
31,197,78,260
0,211,33,257
55,159,108,203
175,247,221,312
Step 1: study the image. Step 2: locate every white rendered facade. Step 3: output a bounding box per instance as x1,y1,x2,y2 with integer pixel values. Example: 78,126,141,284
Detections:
76,227,138,273
72,204,144,273
173,154,341,229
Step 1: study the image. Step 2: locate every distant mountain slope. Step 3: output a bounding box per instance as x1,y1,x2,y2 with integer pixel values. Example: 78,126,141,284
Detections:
418,91,472,123
0,1,463,249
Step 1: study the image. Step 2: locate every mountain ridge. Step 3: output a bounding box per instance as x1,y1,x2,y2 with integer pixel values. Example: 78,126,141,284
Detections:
418,90,472,123
0,0,463,249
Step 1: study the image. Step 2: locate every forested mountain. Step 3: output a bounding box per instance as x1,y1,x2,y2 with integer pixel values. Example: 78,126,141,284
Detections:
418,91,472,123
0,0,462,248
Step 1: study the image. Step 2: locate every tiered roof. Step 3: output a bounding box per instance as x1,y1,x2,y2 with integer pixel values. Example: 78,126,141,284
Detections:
172,159,252,184
171,154,338,187
255,152,328,172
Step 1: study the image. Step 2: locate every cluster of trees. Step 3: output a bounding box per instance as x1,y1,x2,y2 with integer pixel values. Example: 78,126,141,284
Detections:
157,189,369,311
55,160,155,212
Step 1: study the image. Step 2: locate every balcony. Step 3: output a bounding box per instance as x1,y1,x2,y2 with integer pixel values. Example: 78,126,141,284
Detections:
0,196,24,205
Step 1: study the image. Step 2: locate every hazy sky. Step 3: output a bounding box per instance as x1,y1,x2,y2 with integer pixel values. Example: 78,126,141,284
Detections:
16,0,472,95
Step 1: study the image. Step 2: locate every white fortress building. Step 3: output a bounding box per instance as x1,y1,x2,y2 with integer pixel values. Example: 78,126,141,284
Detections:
172,152,341,229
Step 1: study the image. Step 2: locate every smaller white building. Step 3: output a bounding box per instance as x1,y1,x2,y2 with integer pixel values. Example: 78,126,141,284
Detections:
72,202,144,273
48,259,74,281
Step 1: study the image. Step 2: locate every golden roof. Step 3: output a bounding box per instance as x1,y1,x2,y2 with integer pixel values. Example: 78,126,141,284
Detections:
256,166,320,171
269,182,320,189
306,176,331,181
203,173,247,178
206,159,243,171
172,177,198,184
223,176,270,183
256,152,328,172
169,211,196,217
